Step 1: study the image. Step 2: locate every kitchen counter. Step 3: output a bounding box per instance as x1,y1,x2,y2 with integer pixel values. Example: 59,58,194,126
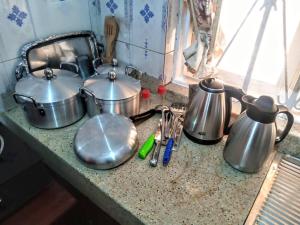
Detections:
1,104,297,225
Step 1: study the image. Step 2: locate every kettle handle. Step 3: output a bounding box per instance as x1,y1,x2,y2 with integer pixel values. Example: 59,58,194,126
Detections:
224,85,246,134
275,105,294,144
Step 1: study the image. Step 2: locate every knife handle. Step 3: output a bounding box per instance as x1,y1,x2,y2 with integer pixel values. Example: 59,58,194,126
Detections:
138,134,155,159
163,138,174,166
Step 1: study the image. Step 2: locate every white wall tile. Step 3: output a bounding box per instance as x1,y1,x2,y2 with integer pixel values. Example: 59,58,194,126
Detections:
27,0,91,38
0,39,5,62
0,58,18,94
130,0,167,53
115,41,131,65
131,45,164,80
0,0,36,60
89,0,103,42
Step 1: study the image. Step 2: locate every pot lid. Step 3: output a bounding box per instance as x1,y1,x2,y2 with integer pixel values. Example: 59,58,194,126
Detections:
74,114,138,169
95,59,126,76
199,78,224,93
15,68,82,103
83,70,141,100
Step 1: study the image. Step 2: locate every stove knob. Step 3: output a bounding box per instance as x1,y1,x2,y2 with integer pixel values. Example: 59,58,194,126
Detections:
0,197,6,208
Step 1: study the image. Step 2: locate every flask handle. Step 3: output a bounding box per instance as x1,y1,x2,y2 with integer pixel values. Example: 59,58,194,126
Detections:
224,85,246,134
275,105,294,144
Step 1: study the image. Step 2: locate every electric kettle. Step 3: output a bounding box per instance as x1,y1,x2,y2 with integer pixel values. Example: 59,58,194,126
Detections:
183,78,245,144
223,95,294,173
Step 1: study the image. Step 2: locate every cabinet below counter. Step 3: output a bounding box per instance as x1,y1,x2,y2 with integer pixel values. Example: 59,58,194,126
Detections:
1,106,276,225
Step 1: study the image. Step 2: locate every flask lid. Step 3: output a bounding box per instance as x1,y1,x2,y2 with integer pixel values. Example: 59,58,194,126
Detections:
243,95,278,123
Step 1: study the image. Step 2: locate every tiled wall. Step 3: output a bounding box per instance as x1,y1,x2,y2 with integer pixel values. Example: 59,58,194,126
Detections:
93,0,178,84
0,0,93,111
0,0,178,111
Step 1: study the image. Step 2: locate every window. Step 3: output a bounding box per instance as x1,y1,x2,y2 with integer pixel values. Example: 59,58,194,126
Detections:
173,0,300,122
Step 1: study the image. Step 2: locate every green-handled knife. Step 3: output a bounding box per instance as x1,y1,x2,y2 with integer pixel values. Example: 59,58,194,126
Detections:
138,133,155,159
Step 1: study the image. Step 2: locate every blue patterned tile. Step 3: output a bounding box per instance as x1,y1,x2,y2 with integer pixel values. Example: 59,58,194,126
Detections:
161,1,168,32
7,5,27,27
0,0,36,60
98,1,129,43
144,38,148,58
130,1,166,53
140,4,154,23
106,0,118,14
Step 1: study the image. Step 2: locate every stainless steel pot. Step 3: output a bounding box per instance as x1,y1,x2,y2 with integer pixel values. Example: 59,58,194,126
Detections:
81,59,141,117
14,68,85,129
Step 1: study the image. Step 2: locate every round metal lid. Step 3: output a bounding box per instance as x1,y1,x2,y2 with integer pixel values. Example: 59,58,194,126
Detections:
95,62,126,76
83,70,141,100
74,114,138,169
15,68,82,103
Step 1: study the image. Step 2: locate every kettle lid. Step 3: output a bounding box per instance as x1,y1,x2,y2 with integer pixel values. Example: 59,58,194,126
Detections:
199,78,224,93
243,95,278,123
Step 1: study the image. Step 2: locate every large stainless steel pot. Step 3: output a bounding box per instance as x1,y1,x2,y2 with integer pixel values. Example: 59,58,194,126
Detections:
81,59,141,117
14,68,85,129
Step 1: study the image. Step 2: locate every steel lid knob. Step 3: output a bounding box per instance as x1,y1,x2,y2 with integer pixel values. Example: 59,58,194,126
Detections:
44,68,54,80
108,71,117,80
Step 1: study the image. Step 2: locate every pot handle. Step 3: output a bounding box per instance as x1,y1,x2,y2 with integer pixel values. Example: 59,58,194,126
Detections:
13,93,37,107
80,87,98,105
15,62,26,81
92,58,102,74
125,65,143,80
0,134,4,157
130,108,160,125
275,105,294,144
60,62,79,74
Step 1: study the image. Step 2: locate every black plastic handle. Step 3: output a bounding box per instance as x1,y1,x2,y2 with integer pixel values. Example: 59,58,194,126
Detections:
275,105,294,144
224,85,246,134
130,108,160,125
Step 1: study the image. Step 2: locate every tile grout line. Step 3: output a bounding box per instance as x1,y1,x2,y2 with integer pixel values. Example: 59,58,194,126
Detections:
0,57,20,64
25,0,38,39
87,0,93,33
117,40,174,55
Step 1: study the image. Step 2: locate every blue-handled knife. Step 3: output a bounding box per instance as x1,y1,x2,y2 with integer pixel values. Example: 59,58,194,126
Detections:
163,138,174,166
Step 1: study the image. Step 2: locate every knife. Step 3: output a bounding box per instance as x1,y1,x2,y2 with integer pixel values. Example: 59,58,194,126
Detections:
138,133,155,159
149,121,162,167
163,118,184,166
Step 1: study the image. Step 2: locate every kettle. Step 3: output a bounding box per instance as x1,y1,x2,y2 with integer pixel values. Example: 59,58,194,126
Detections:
223,95,294,173
183,78,245,144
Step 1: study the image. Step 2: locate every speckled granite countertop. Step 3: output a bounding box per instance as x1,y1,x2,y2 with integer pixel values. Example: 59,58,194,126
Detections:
1,102,299,225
